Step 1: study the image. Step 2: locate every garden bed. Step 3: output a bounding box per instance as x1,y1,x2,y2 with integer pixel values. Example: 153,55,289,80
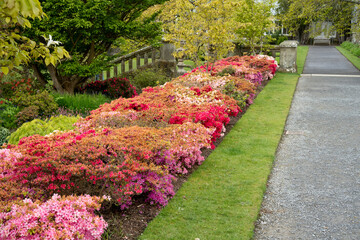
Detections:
0,55,278,240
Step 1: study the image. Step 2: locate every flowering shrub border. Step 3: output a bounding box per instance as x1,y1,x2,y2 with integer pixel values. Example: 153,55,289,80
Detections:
0,55,278,238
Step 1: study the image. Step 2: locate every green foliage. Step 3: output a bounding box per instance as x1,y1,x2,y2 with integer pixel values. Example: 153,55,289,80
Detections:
341,41,360,57
25,0,168,93
0,127,11,145
12,89,58,125
223,81,248,109
129,68,170,92
0,99,20,129
8,115,80,145
52,93,111,115
217,66,236,77
0,0,69,75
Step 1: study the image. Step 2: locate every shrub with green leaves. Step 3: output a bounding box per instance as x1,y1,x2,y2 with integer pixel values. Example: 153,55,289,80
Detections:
0,127,10,145
12,87,58,125
52,93,111,115
0,98,20,129
8,115,80,145
341,41,360,57
0,76,42,100
129,68,170,92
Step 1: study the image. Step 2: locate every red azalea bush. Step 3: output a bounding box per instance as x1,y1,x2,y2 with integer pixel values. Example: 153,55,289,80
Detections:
79,77,137,99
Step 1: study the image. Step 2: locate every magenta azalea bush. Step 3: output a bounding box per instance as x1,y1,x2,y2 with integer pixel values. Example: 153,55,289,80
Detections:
0,55,277,239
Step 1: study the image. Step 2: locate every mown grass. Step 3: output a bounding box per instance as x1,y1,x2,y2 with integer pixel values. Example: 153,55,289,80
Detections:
139,46,308,240
297,46,308,74
336,46,360,70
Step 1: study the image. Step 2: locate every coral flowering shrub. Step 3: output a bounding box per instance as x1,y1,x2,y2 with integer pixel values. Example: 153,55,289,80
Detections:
79,83,240,146
0,194,107,240
4,123,212,209
181,55,278,80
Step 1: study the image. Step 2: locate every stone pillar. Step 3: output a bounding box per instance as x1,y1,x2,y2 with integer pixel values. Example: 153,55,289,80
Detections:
278,40,299,73
158,40,177,77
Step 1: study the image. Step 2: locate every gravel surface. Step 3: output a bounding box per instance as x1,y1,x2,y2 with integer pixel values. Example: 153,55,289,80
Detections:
253,46,360,240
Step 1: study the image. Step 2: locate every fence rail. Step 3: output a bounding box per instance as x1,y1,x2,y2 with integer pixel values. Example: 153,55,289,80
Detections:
97,46,160,80
96,44,281,80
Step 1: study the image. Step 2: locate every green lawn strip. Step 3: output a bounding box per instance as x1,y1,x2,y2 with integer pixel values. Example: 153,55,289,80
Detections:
297,46,309,74
336,46,360,70
139,73,299,240
140,47,307,240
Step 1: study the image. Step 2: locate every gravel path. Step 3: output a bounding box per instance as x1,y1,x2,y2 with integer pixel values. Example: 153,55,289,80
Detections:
253,46,360,240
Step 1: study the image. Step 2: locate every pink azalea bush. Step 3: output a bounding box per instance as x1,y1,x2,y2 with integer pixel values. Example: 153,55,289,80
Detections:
0,194,107,240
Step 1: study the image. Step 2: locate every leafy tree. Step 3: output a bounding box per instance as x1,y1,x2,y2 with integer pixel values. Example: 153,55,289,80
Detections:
282,0,355,43
0,0,69,75
236,0,275,54
25,0,168,94
159,0,240,67
276,0,290,16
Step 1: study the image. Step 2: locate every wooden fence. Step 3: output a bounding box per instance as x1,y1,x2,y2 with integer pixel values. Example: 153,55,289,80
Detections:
97,46,160,80
96,44,281,80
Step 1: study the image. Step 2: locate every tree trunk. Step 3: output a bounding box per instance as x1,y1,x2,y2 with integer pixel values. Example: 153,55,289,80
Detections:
31,64,48,87
46,64,87,94
47,64,67,93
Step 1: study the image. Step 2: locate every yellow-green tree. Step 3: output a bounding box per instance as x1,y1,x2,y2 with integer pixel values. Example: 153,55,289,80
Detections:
236,0,275,54
160,0,241,67
0,0,69,75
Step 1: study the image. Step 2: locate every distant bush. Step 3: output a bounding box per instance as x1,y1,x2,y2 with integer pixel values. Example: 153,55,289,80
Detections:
129,68,170,92
270,30,288,45
12,87,58,125
0,77,42,99
80,77,137,99
341,41,360,57
276,35,288,45
0,99,19,129
8,115,80,145
0,127,10,145
52,93,111,115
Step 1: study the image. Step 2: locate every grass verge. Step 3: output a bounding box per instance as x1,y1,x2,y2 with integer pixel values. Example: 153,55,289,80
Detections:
52,92,111,115
336,46,360,70
139,47,308,240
